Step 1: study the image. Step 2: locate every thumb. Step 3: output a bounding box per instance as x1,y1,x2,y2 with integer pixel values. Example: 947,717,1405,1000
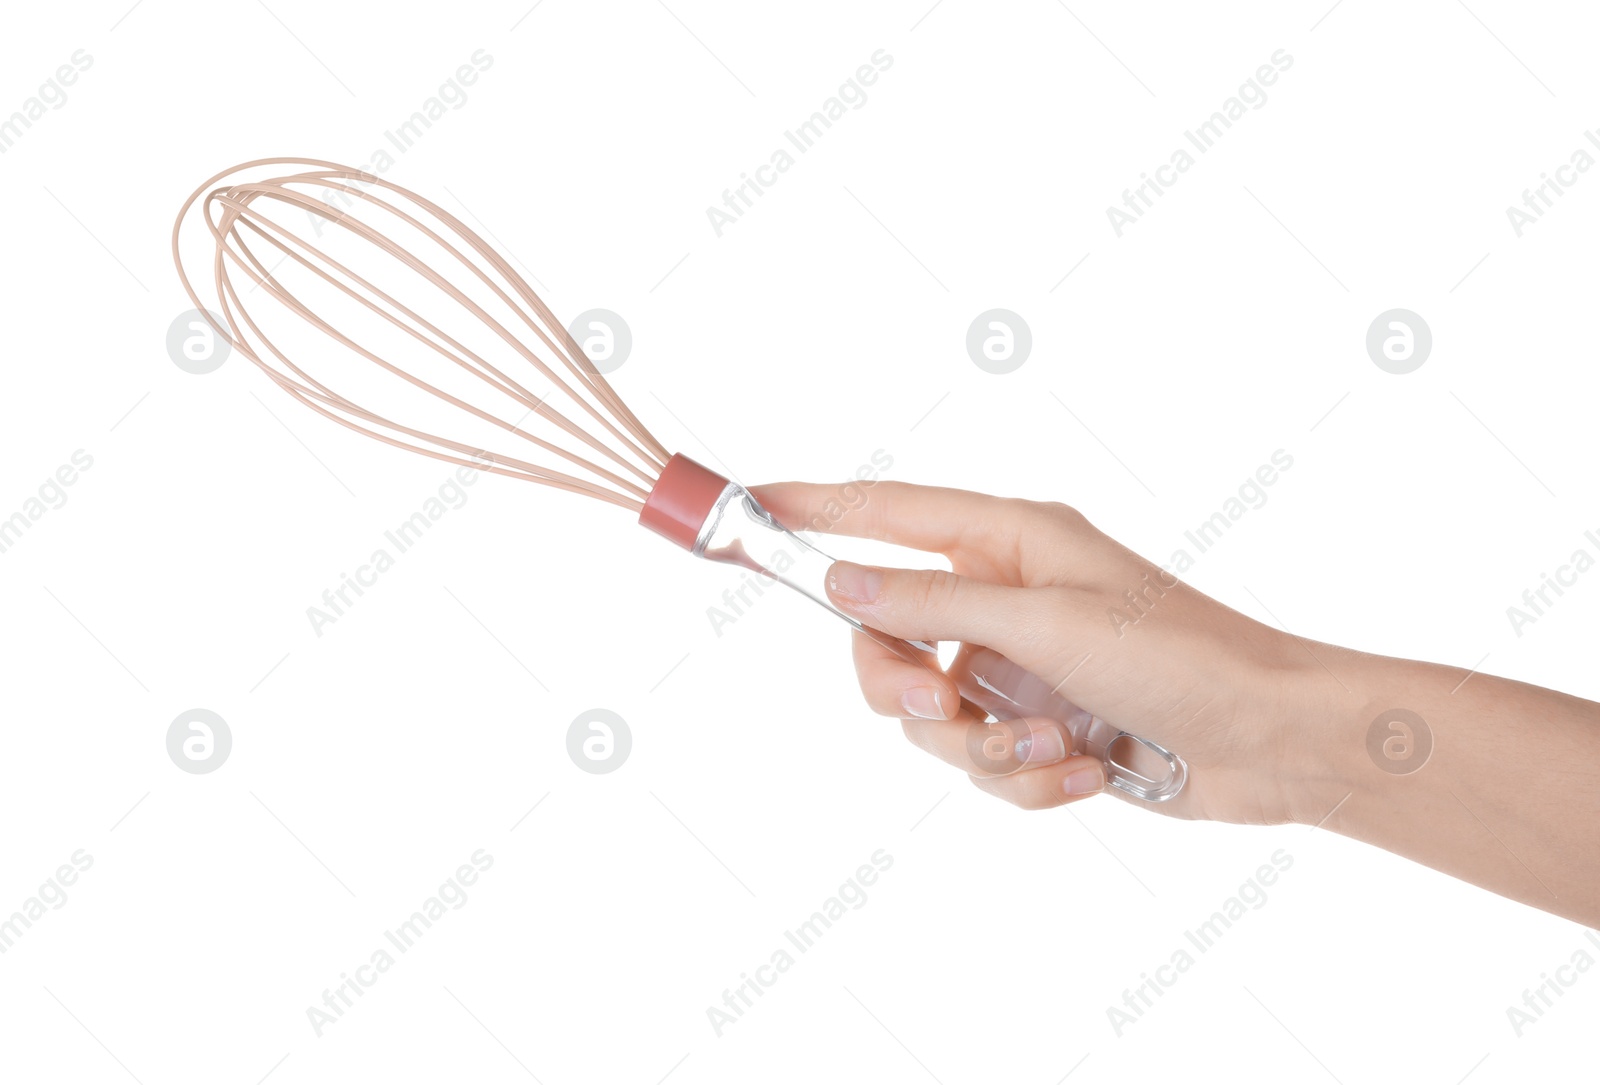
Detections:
825,560,1065,675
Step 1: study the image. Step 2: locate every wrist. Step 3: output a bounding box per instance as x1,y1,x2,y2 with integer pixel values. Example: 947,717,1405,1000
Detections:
1276,647,1408,828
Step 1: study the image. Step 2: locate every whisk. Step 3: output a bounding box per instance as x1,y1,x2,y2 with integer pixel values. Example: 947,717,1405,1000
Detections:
171,157,1186,802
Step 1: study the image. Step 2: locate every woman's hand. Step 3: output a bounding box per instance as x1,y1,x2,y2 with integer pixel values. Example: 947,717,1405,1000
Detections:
754,480,1332,826
753,479,1600,926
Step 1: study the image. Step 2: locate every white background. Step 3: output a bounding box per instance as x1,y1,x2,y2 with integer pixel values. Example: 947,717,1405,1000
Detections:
2,0,1597,1082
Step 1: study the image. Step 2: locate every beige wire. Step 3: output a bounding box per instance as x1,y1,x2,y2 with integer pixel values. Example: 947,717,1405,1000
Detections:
172,158,669,512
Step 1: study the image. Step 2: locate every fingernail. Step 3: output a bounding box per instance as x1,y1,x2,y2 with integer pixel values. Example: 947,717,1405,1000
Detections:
1015,727,1066,765
828,562,883,608
900,687,947,720
1064,764,1105,796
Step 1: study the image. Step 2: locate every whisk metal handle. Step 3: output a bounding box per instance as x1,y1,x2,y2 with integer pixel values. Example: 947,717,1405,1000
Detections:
641,455,1187,804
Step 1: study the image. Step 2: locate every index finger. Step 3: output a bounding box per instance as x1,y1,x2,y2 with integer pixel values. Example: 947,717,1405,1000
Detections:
751,479,1057,561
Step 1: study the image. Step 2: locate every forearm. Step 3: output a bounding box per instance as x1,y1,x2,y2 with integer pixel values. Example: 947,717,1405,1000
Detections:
1291,651,1600,926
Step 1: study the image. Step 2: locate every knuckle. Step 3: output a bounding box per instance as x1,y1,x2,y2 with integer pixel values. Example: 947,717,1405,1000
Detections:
1013,585,1076,651
1035,499,1090,532
968,772,1044,810
970,769,1067,810
1015,784,1063,811
863,677,900,707
1003,500,1095,577
905,567,960,614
